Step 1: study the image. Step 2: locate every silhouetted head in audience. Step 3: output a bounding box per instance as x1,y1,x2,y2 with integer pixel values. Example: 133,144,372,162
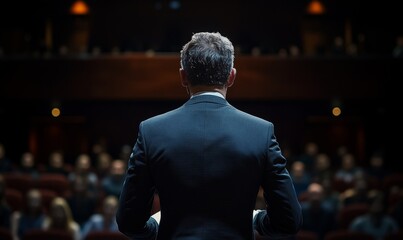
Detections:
307,182,324,208
102,195,119,221
315,153,331,171
291,161,306,181
109,159,126,181
353,176,368,196
71,175,90,196
341,153,356,171
96,152,112,178
25,189,43,215
0,174,6,203
20,152,35,170
75,154,91,174
368,194,386,227
48,197,74,229
119,144,132,161
0,144,5,159
49,151,64,169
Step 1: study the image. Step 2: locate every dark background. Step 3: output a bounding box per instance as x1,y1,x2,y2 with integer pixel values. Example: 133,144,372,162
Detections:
1,0,402,55
0,0,401,170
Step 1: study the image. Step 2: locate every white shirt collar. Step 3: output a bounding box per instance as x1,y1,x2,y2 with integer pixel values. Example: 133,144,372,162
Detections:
190,91,225,99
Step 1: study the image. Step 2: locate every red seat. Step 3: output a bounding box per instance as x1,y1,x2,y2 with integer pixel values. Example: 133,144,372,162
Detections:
383,173,403,190
2,173,34,193
5,188,24,212
324,230,374,240
84,231,130,240
337,203,370,229
36,174,70,197
296,230,319,240
22,229,73,240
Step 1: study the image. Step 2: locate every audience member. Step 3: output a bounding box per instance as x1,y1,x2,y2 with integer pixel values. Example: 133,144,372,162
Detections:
80,195,119,240
290,161,311,198
68,154,98,197
94,152,112,180
320,178,340,212
0,174,11,229
100,159,125,198
66,175,97,227
43,197,81,240
17,152,39,179
312,153,334,183
301,182,336,240
349,193,399,240
340,173,379,207
298,141,319,172
11,189,46,240
0,143,13,173
90,141,108,167
388,187,403,228
334,153,363,185
331,145,349,169
119,144,132,162
365,151,388,182
330,36,345,56
46,151,69,176
392,36,403,58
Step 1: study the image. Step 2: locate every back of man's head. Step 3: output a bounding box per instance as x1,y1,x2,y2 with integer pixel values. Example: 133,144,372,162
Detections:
180,32,234,86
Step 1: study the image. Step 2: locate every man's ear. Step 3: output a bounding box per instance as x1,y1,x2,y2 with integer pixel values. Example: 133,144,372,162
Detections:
179,68,188,87
226,68,236,88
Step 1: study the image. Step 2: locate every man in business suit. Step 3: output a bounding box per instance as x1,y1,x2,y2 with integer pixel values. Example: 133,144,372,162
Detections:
116,32,302,240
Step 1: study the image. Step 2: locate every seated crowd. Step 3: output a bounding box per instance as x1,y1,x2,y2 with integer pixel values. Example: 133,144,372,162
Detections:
0,143,131,240
1,142,402,240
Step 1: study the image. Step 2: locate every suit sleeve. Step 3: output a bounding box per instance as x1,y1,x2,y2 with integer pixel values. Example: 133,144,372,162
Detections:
116,122,158,240
253,122,303,238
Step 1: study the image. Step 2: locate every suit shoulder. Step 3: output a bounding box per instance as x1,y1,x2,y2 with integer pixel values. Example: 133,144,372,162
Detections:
142,107,183,125
233,107,273,126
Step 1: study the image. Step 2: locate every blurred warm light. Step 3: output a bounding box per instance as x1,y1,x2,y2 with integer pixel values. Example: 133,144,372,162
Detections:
307,0,325,15
70,0,89,15
332,107,341,117
51,107,61,117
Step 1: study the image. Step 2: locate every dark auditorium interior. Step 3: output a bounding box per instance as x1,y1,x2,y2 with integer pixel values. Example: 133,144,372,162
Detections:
0,0,402,240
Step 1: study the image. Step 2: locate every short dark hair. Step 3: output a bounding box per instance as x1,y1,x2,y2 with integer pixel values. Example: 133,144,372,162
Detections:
180,32,234,86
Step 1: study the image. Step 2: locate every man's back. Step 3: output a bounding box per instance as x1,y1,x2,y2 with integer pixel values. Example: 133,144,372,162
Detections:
116,32,302,240
145,95,267,239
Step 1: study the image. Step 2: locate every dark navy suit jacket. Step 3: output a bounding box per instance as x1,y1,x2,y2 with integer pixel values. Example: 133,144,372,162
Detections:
117,95,302,240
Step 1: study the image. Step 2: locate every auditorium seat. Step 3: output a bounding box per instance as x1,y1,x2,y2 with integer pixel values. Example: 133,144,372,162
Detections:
5,188,24,212
337,203,370,229
296,230,319,240
324,230,374,240
383,173,403,190
84,231,130,240
2,173,34,193
22,229,73,240
36,173,70,197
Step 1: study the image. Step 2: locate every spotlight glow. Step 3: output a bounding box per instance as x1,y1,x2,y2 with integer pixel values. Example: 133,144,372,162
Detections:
51,108,61,117
332,107,341,117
